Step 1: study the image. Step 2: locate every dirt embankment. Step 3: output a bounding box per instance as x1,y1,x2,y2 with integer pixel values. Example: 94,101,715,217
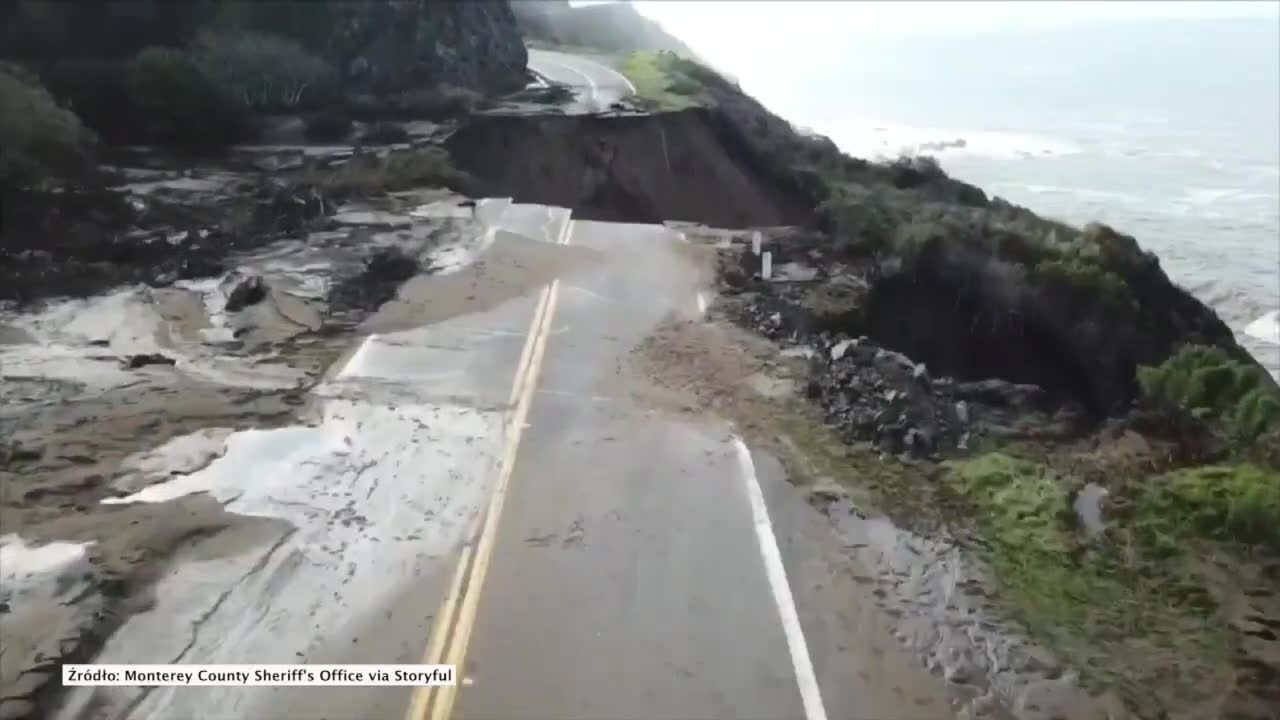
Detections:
445,109,815,228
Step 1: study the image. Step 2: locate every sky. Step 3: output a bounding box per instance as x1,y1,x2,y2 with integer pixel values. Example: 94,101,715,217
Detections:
628,1,1280,78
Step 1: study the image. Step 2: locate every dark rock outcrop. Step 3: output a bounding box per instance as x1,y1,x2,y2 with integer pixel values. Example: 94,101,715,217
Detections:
224,275,267,312
218,0,528,95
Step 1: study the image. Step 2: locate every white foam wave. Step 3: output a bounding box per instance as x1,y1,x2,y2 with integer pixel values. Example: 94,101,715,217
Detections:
833,120,1082,161
1245,310,1280,346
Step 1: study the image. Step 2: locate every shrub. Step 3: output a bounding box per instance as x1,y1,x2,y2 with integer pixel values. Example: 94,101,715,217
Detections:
126,47,254,147
1137,344,1280,443
1137,464,1280,548
619,51,701,111
0,64,95,190
887,155,946,190
814,184,899,256
45,48,253,147
303,110,353,143
193,30,337,112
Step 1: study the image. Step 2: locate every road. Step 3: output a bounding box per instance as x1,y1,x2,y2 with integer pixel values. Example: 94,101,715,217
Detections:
48,199,957,719
527,48,637,113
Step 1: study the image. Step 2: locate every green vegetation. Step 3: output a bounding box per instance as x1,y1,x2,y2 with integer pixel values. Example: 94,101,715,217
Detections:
943,452,1233,705
1030,257,1135,313
0,64,96,190
814,185,898,256
44,46,253,148
619,51,723,111
125,47,254,147
304,148,477,197
193,29,336,112
1138,464,1280,548
1138,344,1280,443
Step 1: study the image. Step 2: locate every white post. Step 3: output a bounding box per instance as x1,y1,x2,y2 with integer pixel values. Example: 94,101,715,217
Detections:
762,251,773,280
752,231,762,256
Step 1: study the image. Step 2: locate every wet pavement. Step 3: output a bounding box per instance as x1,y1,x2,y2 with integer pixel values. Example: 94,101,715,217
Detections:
5,191,1135,720
527,49,637,113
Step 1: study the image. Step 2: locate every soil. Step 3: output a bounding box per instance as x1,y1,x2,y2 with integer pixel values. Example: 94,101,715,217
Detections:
445,109,815,228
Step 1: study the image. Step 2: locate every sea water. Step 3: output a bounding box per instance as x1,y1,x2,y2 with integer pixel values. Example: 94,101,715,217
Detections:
734,15,1280,377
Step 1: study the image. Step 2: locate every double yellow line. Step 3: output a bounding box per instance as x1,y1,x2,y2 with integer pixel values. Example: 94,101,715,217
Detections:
405,216,574,720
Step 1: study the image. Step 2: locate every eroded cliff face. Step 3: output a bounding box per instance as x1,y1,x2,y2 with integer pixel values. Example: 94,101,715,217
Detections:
445,110,814,228
445,106,1258,418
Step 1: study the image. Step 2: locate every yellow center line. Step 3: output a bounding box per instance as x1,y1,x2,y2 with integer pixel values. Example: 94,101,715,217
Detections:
406,213,574,720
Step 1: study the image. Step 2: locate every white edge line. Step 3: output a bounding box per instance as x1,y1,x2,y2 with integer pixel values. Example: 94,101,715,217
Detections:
733,437,829,720
557,213,575,246
594,59,637,96
530,57,599,106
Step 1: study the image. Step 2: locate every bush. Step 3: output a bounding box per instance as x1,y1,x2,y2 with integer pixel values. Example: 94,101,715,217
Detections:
43,58,132,141
303,110,353,143
127,47,254,147
1030,258,1134,313
1138,464,1280,548
1138,344,1280,443
45,48,253,148
619,51,701,111
0,64,95,190
814,184,899,256
193,30,337,112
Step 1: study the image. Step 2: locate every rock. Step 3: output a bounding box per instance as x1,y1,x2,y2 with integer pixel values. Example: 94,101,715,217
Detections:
831,338,856,361
955,379,1046,409
120,353,176,369
359,122,411,146
912,362,929,382
225,275,267,312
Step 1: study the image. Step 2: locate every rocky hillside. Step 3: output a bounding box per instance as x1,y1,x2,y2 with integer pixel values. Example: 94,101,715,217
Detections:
0,0,527,156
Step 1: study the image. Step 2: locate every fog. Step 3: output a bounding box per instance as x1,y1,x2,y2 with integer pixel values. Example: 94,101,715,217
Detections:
632,1,1280,134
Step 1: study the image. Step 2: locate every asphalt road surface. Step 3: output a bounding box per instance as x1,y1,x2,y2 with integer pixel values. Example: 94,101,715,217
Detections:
53,202,953,720
527,48,637,113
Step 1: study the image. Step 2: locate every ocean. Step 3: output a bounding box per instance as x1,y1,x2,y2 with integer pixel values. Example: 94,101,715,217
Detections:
712,13,1280,377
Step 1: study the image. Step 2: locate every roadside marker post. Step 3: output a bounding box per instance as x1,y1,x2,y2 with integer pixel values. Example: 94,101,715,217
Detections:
762,251,772,280
752,231,762,256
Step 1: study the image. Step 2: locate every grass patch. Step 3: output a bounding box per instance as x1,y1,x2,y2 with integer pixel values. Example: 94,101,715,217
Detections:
1137,464,1280,548
1138,344,1280,443
943,452,1232,707
619,51,720,111
303,148,477,197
